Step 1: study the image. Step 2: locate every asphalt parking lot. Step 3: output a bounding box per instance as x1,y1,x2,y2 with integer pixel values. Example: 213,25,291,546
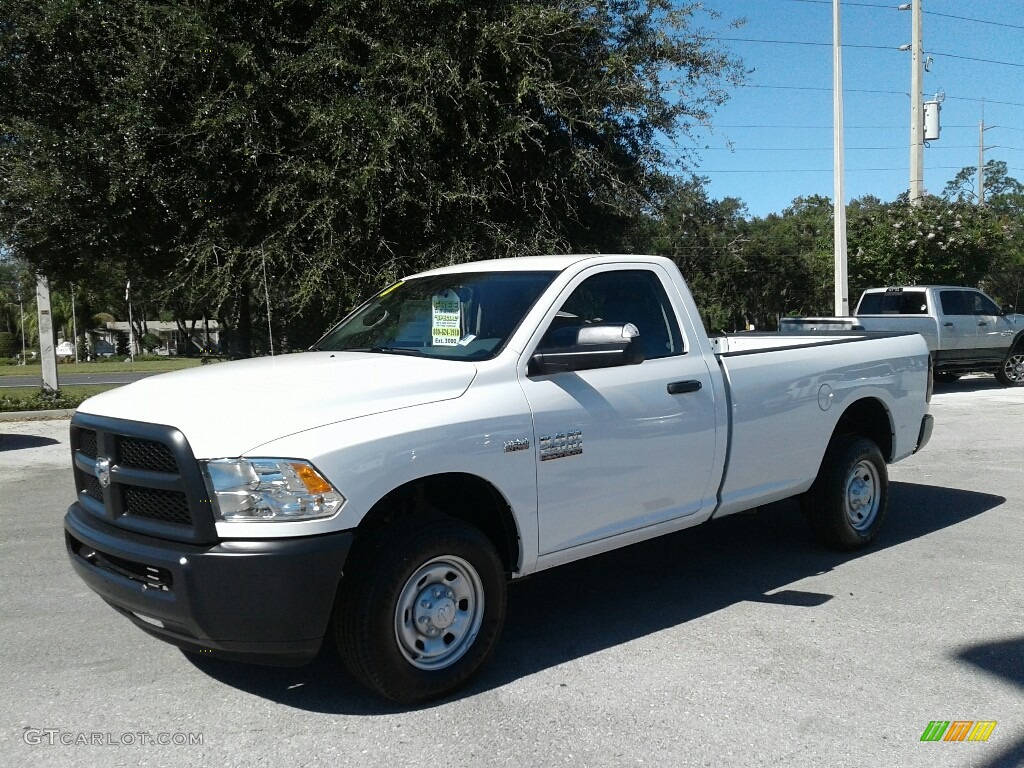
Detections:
1,377,1021,768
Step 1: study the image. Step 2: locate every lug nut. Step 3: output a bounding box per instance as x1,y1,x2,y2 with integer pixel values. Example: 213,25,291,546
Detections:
421,601,431,609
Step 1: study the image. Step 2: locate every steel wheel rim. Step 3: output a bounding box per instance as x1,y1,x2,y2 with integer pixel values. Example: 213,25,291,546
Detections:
1005,354,1024,383
394,555,485,671
845,460,880,532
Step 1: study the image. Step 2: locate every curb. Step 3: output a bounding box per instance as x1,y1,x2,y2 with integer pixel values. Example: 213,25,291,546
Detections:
0,408,76,422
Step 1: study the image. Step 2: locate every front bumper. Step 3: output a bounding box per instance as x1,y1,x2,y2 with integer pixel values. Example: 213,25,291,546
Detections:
64,502,353,665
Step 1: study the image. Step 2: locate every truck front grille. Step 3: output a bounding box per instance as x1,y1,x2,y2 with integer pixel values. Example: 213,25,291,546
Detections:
123,487,193,526
119,437,179,474
70,414,216,544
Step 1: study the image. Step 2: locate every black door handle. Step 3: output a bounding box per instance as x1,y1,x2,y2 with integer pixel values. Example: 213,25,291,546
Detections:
667,380,702,394
943,322,954,327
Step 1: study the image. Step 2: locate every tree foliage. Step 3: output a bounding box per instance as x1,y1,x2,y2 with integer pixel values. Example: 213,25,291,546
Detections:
1,0,745,351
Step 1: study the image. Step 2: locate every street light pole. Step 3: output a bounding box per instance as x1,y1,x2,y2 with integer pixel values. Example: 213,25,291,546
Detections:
71,282,80,364
18,288,26,365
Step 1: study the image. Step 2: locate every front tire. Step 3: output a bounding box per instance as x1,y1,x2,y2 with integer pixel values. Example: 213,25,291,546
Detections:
995,350,1024,387
802,436,888,550
334,517,506,704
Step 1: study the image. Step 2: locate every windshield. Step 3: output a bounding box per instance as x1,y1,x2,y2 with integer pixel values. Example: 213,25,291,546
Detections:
313,271,557,360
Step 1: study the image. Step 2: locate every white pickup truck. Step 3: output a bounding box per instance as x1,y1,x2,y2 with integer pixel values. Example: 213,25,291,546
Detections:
64,255,933,703
780,285,1024,386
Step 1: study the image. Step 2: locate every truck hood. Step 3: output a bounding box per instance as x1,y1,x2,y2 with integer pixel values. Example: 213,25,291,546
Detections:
77,352,477,457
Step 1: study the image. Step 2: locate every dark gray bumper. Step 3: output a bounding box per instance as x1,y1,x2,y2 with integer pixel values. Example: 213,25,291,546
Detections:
64,503,352,665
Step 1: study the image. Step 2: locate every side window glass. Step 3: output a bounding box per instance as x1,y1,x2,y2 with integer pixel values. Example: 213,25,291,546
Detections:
539,270,684,360
940,290,968,316
898,291,928,314
971,292,1000,316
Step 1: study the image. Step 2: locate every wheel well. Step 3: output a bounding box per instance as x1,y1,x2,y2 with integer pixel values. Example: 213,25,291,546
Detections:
833,398,894,461
357,473,520,576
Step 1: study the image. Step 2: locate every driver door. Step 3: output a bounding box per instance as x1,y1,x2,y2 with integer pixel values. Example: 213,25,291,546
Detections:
519,265,720,555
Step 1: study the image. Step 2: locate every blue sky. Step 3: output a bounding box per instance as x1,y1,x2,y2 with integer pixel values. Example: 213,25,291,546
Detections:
678,0,1024,218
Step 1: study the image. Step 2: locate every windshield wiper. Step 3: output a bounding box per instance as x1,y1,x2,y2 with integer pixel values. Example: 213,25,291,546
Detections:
366,346,424,356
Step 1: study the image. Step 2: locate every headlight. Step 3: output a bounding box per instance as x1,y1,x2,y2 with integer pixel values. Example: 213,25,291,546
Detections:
201,459,345,522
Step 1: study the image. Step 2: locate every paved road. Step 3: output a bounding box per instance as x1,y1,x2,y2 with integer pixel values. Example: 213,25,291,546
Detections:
1,378,1021,768
0,372,159,388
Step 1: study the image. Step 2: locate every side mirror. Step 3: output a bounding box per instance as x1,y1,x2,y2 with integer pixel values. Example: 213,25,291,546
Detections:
529,323,644,375
1001,304,1015,316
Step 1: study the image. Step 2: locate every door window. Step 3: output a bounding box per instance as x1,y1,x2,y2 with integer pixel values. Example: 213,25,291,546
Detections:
940,290,970,316
967,291,1000,316
538,270,684,361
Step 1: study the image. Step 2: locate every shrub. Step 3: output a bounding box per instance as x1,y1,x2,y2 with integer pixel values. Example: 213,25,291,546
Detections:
0,388,91,413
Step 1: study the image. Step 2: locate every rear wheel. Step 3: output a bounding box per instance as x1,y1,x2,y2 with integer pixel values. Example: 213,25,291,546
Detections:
995,350,1024,387
802,435,888,550
334,517,506,704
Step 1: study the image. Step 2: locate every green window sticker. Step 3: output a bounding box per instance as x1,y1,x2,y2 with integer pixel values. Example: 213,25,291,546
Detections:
431,290,461,346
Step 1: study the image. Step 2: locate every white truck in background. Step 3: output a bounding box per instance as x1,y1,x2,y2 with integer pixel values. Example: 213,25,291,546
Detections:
781,285,1024,386
64,255,933,704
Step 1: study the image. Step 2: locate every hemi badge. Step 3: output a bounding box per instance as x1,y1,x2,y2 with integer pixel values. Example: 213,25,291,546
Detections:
503,438,530,453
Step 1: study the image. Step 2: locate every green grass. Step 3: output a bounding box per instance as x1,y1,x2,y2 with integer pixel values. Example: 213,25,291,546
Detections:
0,384,120,413
0,358,201,377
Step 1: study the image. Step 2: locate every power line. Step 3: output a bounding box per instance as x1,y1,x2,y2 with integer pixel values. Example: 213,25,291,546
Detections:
926,11,1024,31
929,50,1024,69
739,83,907,96
778,0,894,9
716,37,1024,69
738,84,1024,108
696,166,989,174
773,0,1024,31
941,95,1024,108
715,36,896,52
688,145,987,152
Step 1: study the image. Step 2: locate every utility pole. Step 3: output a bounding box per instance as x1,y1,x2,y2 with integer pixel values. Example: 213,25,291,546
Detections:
899,0,924,203
833,0,849,315
36,274,59,392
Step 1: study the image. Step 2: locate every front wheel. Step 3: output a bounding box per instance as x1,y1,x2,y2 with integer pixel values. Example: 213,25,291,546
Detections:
995,350,1024,387
802,436,889,550
334,517,506,704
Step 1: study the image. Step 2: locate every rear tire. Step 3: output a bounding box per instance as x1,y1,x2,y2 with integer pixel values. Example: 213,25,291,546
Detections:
334,517,506,704
995,350,1024,387
802,435,888,550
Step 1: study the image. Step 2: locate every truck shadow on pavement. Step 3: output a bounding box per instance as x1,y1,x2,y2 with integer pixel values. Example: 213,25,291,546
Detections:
956,636,1024,768
0,433,60,452
185,481,1004,714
